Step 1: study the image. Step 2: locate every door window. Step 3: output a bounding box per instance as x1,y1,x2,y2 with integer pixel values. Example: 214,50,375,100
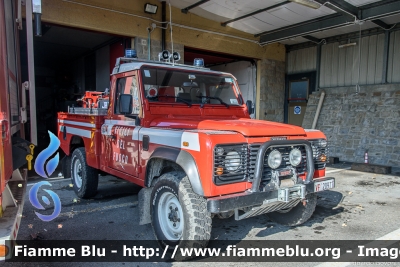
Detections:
114,76,140,115
289,80,309,100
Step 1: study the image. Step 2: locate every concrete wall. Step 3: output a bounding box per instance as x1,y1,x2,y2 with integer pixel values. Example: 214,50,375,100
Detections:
302,85,400,167
134,38,184,63
258,59,286,122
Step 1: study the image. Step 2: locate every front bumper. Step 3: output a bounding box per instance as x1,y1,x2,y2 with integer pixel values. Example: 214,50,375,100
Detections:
207,177,335,213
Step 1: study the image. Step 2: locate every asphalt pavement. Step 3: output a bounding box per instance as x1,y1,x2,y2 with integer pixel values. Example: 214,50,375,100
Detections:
7,163,400,267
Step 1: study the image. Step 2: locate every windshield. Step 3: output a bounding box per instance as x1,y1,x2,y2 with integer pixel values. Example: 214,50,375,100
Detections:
141,67,242,106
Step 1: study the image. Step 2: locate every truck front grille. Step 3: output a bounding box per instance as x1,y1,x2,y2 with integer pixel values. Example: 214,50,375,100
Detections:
214,140,327,186
249,144,307,184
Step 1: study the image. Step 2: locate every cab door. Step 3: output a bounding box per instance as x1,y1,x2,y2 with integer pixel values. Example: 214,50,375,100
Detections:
106,74,141,177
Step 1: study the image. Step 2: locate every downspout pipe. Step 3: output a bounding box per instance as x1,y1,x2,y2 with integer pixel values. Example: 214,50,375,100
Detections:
312,90,326,129
32,0,42,36
161,1,166,51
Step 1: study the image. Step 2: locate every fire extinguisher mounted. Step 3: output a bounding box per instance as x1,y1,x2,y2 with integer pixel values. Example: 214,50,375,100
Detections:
364,150,369,164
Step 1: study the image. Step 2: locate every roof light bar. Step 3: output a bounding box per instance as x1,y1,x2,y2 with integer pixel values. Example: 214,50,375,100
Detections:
193,58,204,67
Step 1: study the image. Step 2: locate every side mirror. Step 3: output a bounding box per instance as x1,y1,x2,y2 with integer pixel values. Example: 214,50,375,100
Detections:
246,100,254,115
119,94,132,114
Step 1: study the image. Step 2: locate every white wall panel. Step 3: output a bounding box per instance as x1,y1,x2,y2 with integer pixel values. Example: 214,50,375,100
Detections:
388,31,400,83
287,47,317,74
287,31,400,87
320,34,385,87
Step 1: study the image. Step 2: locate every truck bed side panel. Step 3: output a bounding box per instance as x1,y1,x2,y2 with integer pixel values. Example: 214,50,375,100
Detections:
57,113,104,169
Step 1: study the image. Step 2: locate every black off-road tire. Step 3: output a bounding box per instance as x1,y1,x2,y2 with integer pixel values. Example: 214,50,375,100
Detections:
61,155,71,178
70,147,98,198
151,171,212,251
267,193,318,226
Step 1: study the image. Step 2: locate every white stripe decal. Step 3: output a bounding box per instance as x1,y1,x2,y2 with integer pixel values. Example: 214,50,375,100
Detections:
104,120,136,126
139,128,182,148
58,119,95,128
181,132,200,151
100,122,200,151
60,126,91,138
132,127,141,140
138,128,200,151
102,120,137,136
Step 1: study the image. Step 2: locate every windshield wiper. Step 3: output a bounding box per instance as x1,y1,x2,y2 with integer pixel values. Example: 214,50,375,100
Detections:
160,95,192,107
196,96,229,108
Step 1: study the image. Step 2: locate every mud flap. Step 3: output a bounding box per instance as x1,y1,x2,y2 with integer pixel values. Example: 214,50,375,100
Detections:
11,136,32,170
12,145,28,171
61,155,71,178
138,187,152,225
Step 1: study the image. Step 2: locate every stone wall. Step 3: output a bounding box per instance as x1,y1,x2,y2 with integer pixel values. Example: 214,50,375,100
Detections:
259,59,286,122
302,84,400,167
134,38,184,63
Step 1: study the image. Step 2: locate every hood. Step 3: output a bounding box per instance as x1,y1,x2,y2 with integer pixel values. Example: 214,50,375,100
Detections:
150,118,306,137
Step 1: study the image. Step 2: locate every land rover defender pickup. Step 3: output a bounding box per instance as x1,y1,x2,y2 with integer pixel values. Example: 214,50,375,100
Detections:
58,54,334,249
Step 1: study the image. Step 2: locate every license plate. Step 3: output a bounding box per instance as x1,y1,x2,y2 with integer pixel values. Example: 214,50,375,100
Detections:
314,179,335,192
279,169,292,176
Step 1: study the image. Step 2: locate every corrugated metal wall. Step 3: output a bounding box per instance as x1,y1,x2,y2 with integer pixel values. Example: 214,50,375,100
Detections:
388,31,400,83
287,31,400,87
320,34,385,87
287,46,317,74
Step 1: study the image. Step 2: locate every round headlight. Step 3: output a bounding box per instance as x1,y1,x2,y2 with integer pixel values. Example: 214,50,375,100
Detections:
268,150,282,169
289,148,302,166
225,151,241,172
319,139,327,147
215,147,225,156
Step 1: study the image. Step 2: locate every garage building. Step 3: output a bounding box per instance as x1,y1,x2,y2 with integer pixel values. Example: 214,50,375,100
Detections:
16,0,400,167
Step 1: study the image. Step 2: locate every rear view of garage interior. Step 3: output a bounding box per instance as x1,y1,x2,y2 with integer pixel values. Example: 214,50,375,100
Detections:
20,0,400,168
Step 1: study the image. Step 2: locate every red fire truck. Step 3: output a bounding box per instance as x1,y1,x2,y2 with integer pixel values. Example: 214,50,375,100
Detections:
58,53,334,249
0,0,28,249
